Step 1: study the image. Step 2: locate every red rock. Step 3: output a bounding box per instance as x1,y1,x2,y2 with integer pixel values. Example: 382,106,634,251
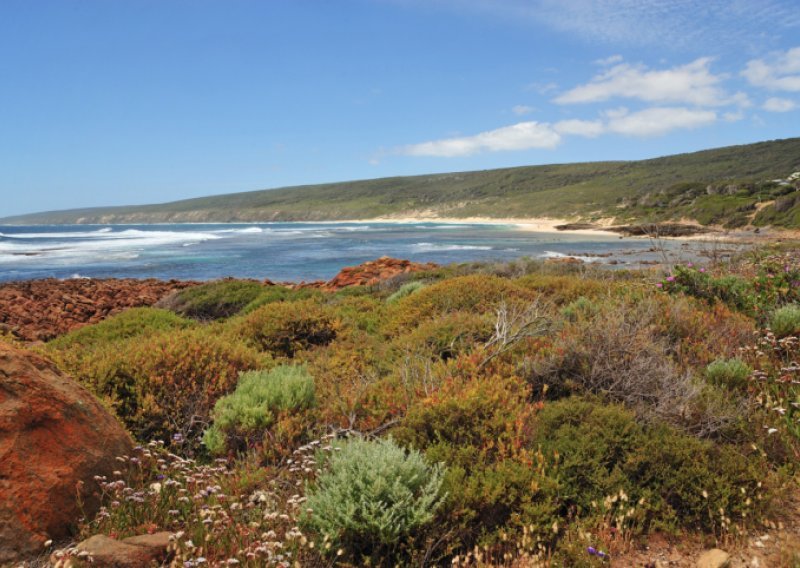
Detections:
0,343,134,564
53,532,173,567
0,278,198,341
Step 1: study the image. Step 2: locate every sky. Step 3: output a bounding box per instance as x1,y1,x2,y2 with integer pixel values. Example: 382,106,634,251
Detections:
1,0,800,217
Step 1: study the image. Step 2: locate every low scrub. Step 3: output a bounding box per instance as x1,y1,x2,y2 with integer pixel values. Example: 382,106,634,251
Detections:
46,307,192,350
532,397,769,534
303,437,445,562
158,279,268,319
384,274,538,334
203,365,316,457
51,326,264,447
235,298,340,358
770,304,800,338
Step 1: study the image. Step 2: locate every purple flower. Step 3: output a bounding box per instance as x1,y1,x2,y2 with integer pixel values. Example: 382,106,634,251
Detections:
699,268,706,273
656,282,663,288
666,276,675,282
687,262,694,267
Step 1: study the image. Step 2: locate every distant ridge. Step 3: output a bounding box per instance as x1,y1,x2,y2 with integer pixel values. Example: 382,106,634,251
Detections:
4,137,800,228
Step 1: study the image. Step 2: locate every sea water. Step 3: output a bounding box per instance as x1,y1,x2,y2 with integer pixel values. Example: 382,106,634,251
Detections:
0,222,691,282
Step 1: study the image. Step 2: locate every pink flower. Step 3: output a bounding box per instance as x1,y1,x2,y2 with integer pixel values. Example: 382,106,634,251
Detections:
687,262,694,267
656,282,663,288
699,268,706,273
666,276,675,282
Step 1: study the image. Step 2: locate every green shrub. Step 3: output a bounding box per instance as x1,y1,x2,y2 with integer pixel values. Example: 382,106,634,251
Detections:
387,281,425,304
384,274,537,334
770,304,800,338
46,307,192,350
203,365,316,455
159,280,268,319
304,437,445,560
532,397,767,533
560,296,598,321
235,298,340,358
705,358,752,391
240,286,321,315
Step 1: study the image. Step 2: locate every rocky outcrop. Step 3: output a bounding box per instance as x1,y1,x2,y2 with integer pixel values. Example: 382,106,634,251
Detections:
0,343,134,564
0,278,197,341
318,257,437,291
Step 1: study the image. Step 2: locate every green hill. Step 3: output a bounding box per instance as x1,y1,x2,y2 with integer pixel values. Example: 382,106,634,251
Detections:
4,137,800,227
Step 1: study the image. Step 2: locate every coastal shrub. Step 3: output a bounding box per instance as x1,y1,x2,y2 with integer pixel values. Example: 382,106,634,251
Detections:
158,280,268,319
303,437,445,561
203,365,316,457
705,358,752,391
386,280,425,304
527,299,745,436
236,298,340,358
391,311,494,361
515,274,609,306
560,296,598,321
306,329,395,431
653,295,755,369
240,286,321,315
770,304,800,338
330,294,385,333
58,327,264,447
46,307,192,350
393,373,559,547
384,274,537,334
532,397,768,533
661,265,755,314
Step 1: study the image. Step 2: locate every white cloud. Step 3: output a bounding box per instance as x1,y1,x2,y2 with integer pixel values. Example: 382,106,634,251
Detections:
512,105,534,115
554,119,604,138
605,107,717,137
555,58,743,107
400,121,561,157
763,97,797,112
595,54,623,66
743,47,800,92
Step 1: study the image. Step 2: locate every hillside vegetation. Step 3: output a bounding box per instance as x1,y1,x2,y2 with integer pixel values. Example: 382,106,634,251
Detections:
4,137,800,227
27,249,800,566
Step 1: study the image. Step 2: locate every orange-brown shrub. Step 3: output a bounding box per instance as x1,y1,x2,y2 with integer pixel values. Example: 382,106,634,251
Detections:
513,273,612,305
51,326,265,446
306,328,396,431
383,274,538,335
234,298,341,358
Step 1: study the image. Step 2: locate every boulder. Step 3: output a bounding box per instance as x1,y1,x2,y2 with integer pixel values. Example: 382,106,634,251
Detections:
0,343,134,563
696,548,731,568
52,532,172,567
321,257,437,291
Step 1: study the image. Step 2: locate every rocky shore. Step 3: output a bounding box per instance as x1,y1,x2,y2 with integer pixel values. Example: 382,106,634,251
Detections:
0,257,435,343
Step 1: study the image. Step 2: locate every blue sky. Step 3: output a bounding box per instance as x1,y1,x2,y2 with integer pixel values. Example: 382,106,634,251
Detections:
1,0,799,216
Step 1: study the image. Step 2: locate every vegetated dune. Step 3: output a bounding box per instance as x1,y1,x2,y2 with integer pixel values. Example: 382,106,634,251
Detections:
3,137,800,228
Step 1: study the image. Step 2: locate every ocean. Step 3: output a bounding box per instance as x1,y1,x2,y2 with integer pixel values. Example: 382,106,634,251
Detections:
0,222,692,282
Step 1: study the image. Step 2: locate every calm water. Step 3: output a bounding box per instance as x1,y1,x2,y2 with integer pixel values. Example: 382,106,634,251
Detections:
0,222,689,282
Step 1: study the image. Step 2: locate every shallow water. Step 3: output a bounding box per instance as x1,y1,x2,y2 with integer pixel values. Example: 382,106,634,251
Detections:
0,222,694,282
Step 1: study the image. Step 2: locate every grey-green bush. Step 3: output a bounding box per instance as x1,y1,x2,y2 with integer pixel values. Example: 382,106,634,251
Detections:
705,358,752,391
387,280,425,304
304,437,445,558
770,304,800,338
203,365,315,455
